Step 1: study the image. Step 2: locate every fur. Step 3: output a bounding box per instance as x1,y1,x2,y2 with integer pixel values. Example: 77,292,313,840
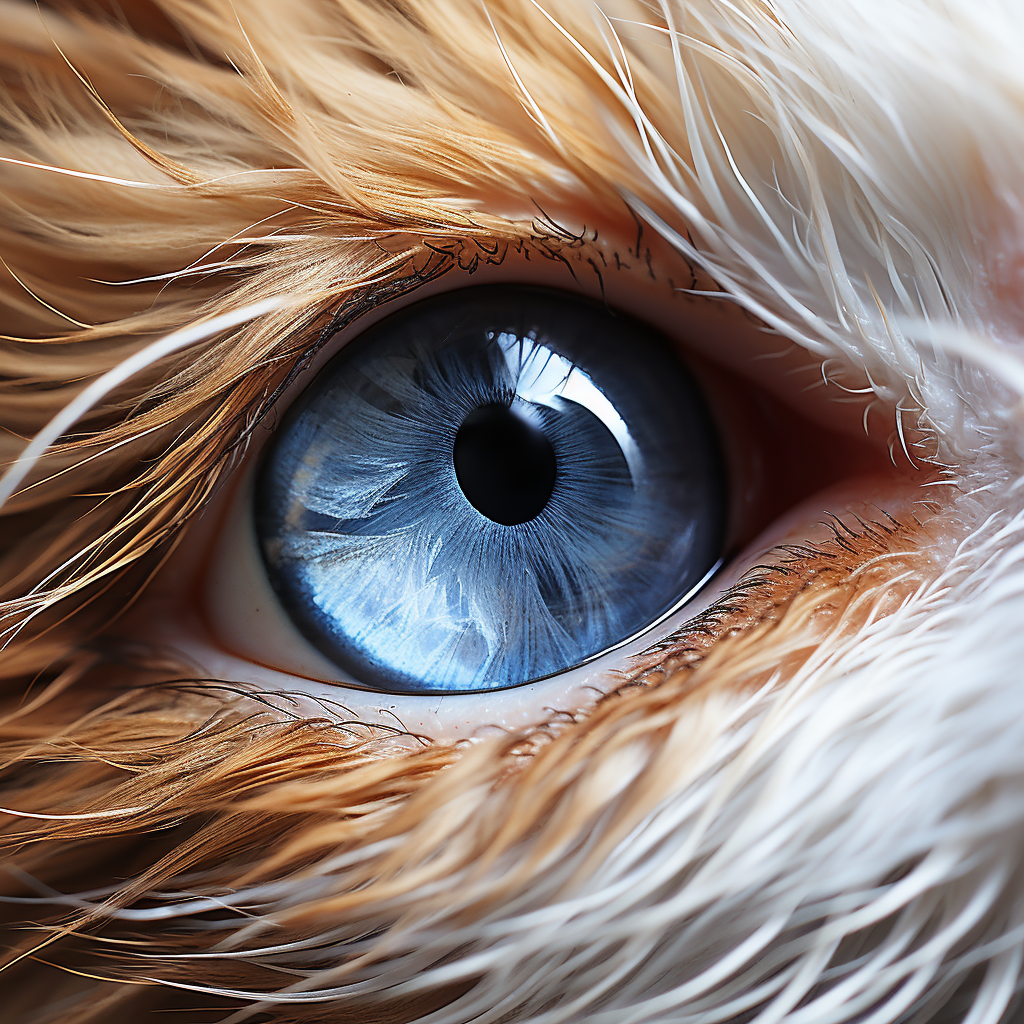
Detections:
1,1,1024,1021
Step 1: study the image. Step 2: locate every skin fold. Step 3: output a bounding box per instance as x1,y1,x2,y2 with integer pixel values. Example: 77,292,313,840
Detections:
0,1,1023,1022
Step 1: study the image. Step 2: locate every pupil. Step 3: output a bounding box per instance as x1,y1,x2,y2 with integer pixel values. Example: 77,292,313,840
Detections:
453,403,557,526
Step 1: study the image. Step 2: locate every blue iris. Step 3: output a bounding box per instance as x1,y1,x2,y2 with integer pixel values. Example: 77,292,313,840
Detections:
256,286,726,693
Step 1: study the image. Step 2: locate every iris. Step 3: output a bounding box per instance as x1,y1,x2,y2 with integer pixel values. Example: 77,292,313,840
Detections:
256,286,726,693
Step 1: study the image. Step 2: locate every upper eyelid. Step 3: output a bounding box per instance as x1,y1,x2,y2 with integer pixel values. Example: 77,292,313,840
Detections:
191,261,894,703
0,220,873,704
1,219,869,543
245,237,630,434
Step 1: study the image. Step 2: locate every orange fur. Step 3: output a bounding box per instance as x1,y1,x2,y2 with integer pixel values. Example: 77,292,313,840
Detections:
1,1,1020,1022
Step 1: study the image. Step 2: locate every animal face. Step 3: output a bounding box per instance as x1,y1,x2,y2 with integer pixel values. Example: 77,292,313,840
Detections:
2,1,1023,1021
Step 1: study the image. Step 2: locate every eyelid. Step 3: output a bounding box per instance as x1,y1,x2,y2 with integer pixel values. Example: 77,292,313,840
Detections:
253,233,884,455
126,235,903,740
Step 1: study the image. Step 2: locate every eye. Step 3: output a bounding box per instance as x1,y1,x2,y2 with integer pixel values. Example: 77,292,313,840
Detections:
137,241,899,737
254,285,726,693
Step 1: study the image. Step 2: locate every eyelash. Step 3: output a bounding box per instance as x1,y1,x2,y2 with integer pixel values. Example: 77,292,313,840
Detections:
632,512,914,684
142,243,903,726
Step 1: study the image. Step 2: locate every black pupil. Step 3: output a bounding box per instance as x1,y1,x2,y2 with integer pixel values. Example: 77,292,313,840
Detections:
453,403,557,526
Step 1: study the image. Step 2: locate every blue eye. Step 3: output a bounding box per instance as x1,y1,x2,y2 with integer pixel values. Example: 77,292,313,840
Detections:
255,286,727,693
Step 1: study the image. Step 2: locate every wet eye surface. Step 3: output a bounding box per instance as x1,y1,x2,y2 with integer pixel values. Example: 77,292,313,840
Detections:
256,286,727,694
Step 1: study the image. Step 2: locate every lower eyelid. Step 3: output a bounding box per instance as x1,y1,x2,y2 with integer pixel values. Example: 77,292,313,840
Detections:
630,472,936,686
153,461,642,739
132,461,923,743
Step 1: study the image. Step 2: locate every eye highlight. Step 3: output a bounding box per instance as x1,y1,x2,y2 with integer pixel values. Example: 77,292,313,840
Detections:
255,285,727,694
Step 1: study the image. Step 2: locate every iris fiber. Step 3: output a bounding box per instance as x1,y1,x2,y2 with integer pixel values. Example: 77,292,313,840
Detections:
256,286,726,693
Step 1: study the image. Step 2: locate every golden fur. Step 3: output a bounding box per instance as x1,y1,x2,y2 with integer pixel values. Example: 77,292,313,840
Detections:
1,1,1023,1021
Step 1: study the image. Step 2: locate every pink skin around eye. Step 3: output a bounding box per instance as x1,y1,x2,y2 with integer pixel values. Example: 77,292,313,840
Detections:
120,237,924,744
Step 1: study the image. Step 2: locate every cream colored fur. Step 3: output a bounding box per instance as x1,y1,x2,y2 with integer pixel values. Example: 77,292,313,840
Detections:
1,2,1023,1023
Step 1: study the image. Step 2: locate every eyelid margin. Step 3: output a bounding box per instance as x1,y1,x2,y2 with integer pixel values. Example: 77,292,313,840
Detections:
120,233,909,741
